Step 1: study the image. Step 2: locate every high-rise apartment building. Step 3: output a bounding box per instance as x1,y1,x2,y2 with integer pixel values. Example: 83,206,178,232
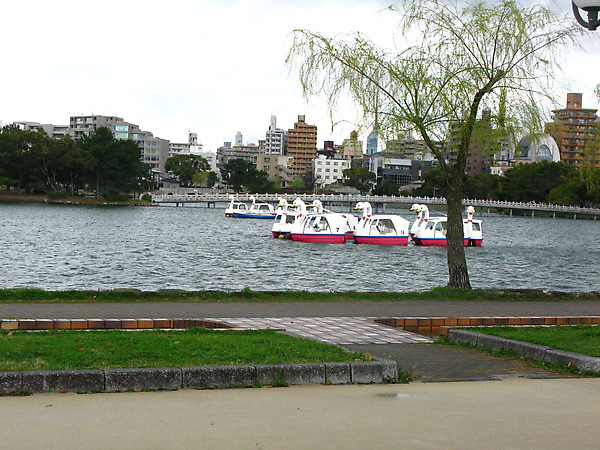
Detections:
264,116,288,155
69,115,170,171
287,115,317,179
545,93,599,168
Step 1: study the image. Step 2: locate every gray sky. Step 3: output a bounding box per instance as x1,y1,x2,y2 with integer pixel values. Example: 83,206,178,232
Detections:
2,0,598,152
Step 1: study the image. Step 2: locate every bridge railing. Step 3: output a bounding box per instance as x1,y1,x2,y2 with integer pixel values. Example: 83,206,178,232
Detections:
149,192,600,216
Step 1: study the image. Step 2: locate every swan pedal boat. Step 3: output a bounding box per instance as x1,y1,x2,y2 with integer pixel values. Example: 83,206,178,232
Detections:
272,198,303,238
353,202,410,246
224,195,248,217
412,205,483,247
230,196,277,219
289,200,357,244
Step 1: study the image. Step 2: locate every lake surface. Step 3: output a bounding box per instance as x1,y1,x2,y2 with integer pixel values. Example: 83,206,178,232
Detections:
1,203,598,292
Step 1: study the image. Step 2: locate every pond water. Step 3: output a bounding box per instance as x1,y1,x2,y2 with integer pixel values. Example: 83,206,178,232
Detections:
1,203,598,292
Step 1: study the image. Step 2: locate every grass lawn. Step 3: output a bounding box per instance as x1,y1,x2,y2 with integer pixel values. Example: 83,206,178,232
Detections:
0,328,365,372
0,287,597,303
469,325,600,357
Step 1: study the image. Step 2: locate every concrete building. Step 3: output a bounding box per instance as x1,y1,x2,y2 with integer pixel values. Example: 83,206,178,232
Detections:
287,115,317,179
169,132,205,158
13,121,70,139
545,93,599,168
220,143,260,165
313,155,350,187
447,110,510,175
256,154,293,186
69,115,169,171
264,116,288,155
386,138,438,161
367,153,435,188
340,131,364,160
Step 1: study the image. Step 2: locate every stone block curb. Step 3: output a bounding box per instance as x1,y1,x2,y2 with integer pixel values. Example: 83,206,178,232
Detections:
447,329,600,374
0,360,398,395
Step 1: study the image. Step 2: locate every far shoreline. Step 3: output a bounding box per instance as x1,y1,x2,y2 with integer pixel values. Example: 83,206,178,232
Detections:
0,192,152,207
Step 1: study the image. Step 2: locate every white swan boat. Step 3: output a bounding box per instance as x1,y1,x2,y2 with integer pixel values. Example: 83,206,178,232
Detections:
272,198,304,238
289,200,357,244
353,202,410,246
231,196,277,219
412,205,483,247
409,203,425,240
224,195,248,217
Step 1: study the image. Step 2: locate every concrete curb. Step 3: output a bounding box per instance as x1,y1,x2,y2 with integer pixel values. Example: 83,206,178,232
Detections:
447,329,600,374
0,360,399,395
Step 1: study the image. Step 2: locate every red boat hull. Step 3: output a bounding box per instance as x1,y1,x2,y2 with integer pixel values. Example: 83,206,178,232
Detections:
414,238,482,247
354,235,409,246
290,233,346,244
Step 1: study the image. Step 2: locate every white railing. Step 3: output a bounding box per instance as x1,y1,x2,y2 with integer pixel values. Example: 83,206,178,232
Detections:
149,191,600,217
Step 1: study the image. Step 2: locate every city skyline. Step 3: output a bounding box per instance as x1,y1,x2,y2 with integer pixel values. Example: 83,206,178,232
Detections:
2,0,598,153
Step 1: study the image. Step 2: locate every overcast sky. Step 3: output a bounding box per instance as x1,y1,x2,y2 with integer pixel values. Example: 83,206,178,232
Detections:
2,0,598,152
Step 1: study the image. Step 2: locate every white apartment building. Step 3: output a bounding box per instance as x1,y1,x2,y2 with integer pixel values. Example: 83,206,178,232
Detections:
313,155,350,187
13,121,70,139
264,115,288,155
69,115,170,171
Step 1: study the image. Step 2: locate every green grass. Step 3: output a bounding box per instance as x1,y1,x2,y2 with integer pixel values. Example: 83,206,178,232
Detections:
469,325,600,357
0,287,596,303
0,328,366,372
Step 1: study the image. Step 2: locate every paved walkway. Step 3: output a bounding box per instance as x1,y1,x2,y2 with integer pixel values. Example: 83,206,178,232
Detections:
219,316,433,344
2,380,600,448
2,300,598,381
1,299,598,319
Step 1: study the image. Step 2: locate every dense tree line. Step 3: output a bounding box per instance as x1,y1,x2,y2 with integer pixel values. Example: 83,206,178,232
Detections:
0,125,153,198
416,162,600,207
220,158,274,192
164,154,216,187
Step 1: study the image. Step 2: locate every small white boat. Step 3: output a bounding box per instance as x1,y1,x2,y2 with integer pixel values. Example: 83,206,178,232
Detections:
272,198,303,238
225,195,248,217
289,200,356,244
232,196,277,219
353,202,410,246
412,205,483,247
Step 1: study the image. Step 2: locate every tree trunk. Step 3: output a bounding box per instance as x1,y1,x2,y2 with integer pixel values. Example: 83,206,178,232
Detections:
445,173,471,289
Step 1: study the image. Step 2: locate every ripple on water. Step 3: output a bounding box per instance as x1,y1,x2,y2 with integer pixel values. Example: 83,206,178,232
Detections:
0,203,598,292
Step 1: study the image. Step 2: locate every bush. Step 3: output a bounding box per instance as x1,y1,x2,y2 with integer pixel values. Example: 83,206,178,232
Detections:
103,192,131,202
47,191,70,199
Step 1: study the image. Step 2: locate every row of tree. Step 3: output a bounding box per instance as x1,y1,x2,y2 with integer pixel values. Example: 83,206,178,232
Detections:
164,154,216,188
0,125,152,198
416,162,600,207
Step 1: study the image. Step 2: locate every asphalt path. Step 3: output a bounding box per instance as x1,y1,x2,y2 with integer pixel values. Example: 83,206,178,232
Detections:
1,379,599,449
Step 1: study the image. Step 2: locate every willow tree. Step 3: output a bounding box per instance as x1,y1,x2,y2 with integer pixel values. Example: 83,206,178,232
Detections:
286,0,583,288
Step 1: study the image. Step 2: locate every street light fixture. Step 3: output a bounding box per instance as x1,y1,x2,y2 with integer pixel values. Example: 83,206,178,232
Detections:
572,0,600,30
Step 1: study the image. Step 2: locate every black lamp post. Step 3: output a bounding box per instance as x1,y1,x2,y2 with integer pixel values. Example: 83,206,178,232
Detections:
573,0,600,30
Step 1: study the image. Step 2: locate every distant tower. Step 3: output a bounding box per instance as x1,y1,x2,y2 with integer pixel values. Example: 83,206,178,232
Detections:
366,129,379,155
235,131,243,146
287,115,317,178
